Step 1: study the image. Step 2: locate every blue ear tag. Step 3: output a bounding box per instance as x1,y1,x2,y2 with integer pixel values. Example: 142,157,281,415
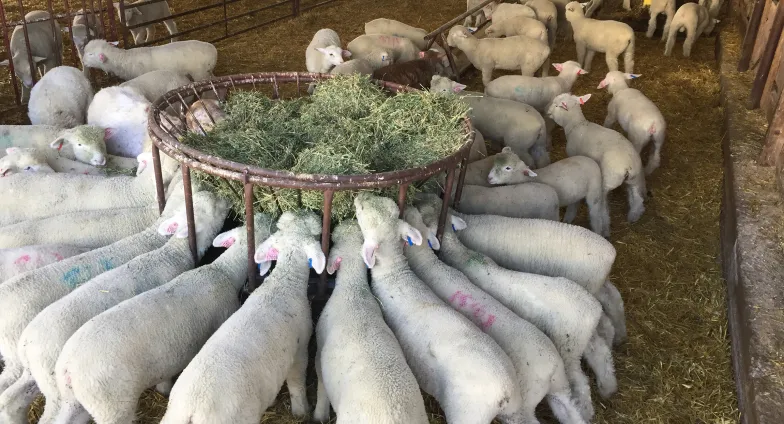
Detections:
407,236,413,246
452,224,456,232
427,239,433,249
308,258,313,269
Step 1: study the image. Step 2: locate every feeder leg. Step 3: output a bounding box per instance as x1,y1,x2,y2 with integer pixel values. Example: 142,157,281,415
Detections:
454,158,468,208
151,143,166,214
245,181,257,292
397,183,409,217
437,166,456,244
182,166,198,265
319,191,334,299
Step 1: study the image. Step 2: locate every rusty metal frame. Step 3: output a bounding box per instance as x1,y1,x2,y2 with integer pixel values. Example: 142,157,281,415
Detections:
147,72,473,296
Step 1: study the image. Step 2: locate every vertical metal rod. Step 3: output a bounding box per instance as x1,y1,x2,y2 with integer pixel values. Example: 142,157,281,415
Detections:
454,157,468,208
293,0,300,16
439,32,459,79
151,143,166,214
106,0,118,42
222,0,228,38
90,0,105,42
16,0,37,90
45,0,59,66
244,175,257,292
62,0,78,66
0,3,21,105
182,165,198,265
119,0,128,48
397,183,409,217
319,190,334,299
749,3,784,109
437,166,456,244
739,0,766,72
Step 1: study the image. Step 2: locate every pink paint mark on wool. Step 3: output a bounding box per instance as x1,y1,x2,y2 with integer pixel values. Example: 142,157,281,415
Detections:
448,290,496,330
14,255,30,265
54,253,64,261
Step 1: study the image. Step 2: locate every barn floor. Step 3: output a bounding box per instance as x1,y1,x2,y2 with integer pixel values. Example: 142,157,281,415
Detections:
0,0,738,423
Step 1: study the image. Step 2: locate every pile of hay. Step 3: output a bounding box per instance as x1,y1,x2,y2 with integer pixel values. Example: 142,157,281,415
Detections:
182,74,469,221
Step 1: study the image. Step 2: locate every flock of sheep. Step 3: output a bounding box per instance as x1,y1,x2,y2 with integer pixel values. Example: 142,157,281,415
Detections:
0,0,724,422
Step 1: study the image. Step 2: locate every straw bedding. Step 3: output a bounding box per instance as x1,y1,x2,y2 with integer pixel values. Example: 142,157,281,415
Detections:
0,0,736,423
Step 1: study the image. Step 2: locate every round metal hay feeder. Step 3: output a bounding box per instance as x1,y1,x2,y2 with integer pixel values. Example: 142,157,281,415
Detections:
146,72,474,297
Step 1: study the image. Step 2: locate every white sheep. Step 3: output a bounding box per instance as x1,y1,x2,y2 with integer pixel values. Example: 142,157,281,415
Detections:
0,147,117,177
82,38,217,81
0,11,63,102
314,220,428,423
0,245,90,283
113,0,178,45
431,76,549,167
0,124,113,167
453,182,561,220
468,128,488,162
414,200,611,420
0,205,158,249
663,2,714,57
184,99,226,136
484,60,587,111
488,148,608,235
646,0,676,39
28,66,93,128
520,0,559,47
598,71,667,175
353,192,525,424
0,191,190,400
565,1,635,73
364,18,431,51
48,214,274,424
700,0,724,34
87,85,151,158
65,9,104,77
7,191,229,424
446,25,550,85
546,92,646,224
465,0,496,27
484,15,549,45
329,57,380,76
482,2,538,21
119,69,191,103
306,29,348,73
157,211,324,423
403,207,587,424
347,34,420,63
457,153,496,186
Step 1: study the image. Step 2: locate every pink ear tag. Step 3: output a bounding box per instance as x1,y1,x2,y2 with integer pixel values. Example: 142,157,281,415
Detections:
56,141,64,152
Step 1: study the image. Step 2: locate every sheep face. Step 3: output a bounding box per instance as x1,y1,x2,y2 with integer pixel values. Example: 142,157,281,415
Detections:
487,147,537,185
326,219,364,274
157,191,231,239
51,125,110,166
564,1,587,21
429,75,466,94
545,92,591,123
113,3,142,26
253,211,325,276
315,46,346,68
553,61,588,76
413,202,467,250
354,192,422,268
597,71,639,90
0,147,55,177
446,26,471,47
82,39,118,67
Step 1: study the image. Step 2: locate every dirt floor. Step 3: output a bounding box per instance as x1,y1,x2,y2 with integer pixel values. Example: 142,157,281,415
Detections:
0,0,738,423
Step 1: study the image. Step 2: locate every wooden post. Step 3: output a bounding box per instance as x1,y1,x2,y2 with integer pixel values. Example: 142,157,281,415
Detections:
740,0,767,72
749,1,784,109
759,87,784,165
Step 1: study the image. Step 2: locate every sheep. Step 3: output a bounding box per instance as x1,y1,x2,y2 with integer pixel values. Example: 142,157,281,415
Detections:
371,49,451,89
364,18,431,50
700,0,724,34
403,207,587,424
87,85,151,158
565,1,635,73
65,9,104,77
465,0,497,27
446,25,551,85
484,60,587,112
0,11,63,103
520,0,559,47
484,15,549,45
329,57,376,76
598,71,667,175
0,124,112,167
0,150,180,227
0,146,115,176
157,211,324,424
352,192,525,424
646,0,676,39
0,190,191,399
119,69,191,103
414,200,612,420
663,2,714,57
306,29,348,73
0,205,159,249
488,148,608,235
0,245,90,283
28,66,93,128
348,34,421,63
482,2,538,21
430,75,549,167
185,99,226,136
456,154,496,186
6,191,229,424
453,182,561,220
313,220,428,423
546,92,646,224
113,0,178,45
82,38,217,81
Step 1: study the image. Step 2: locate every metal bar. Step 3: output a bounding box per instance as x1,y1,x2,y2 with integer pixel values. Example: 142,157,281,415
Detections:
739,0,766,72
151,142,166,213
62,0,78,66
106,0,118,42
293,0,300,16
182,165,199,264
454,157,467,208
132,17,226,47
209,13,294,45
125,0,261,30
319,190,334,299
299,0,339,13
439,32,459,80
424,0,496,40
119,0,128,48
91,0,106,43
437,166,456,245
119,0,167,8
244,175,257,291
16,0,38,90
0,2,21,105
397,183,409,217
222,0,228,38
45,0,59,66
749,2,784,109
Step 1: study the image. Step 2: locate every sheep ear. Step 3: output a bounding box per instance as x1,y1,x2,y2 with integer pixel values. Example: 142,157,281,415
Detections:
426,232,441,250
398,221,423,246
418,51,425,58
104,127,117,140
254,237,279,263
316,47,328,54
501,146,512,153
304,243,326,274
342,49,351,58
136,151,152,176
5,147,19,155
108,41,119,46
32,56,47,64
49,137,66,151
158,211,185,236
212,228,239,248
578,68,588,75
626,73,641,79
552,62,563,72
467,26,478,33
326,254,342,275
522,168,538,177
361,239,378,268
453,83,467,93
575,93,591,104
0,59,9,66
450,215,467,231
0,167,8,177
597,79,607,89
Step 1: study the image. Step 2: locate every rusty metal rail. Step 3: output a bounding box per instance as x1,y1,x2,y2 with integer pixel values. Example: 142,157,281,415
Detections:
147,72,472,297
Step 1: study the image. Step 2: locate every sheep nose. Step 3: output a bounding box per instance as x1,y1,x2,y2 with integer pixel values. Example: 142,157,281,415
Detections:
93,157,107,166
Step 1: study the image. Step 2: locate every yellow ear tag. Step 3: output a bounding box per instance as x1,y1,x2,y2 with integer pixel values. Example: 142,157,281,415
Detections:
643,0,652,5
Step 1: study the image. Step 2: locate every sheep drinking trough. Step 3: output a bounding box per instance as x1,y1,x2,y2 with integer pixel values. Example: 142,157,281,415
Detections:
147,72,474,297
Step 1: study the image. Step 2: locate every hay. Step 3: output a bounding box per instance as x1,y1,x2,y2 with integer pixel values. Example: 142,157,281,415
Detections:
182,74,469,221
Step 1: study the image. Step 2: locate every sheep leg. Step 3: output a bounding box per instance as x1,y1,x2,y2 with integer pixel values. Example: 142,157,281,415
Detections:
645,129,665,175
163,19,178,42
545,117,556,151
563,203,579,223
313,351,330,423
540,56,550,77
603,109,617,128
604,52,618,73
37,396,61,424
625,171,646,222
0,369,39,423
0,363,24,394
575,42,587,68
145,26,156,44
582,331,618,399
623,0,631,11
563,357,594,421
481,66,494,86
662,1,676,41
52,400,91,424
546,365,585,424
155,378,175,396
286,338,311,418
132,28,146,45
595,312,616,347
530,142,550,168
587,194,610,237
597,281,628,345
682,21,699,57
647,11,660,38
584,50,596,72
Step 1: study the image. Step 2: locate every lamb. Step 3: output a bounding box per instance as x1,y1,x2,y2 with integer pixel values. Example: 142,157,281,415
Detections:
0,191,191,399
313,220,428,423
700,0,724,34
663,2,714,57
0,148,54,175
113,0,178,45
157,211,324,423
414,201,613,420
488,148,608,235
352,192,525,424
482,2,538,21
465,0,497,27
484,15,549,45
28,66,93,128
306,29,348,73
329,57,377,76
446,25,551,85
185,99,226,135
565,1,635,73
0,205,158,249
546,92,646,224
598,71,667,175
87,85,151,158
0,146,138,176
520,0,559,47
0,245,90,283
0,11,63,102
82,38,217,81
364,18,431,50
646,0,676,39
371,49,450,89
7,191,229,424
348,34,421,63
484,60,587,112
403,207,587,424
0,124,112,167
453,182,560,220
468,129,488,162
430,76,549,167
456,154,496,186
119,69,190,103
66,9,104,77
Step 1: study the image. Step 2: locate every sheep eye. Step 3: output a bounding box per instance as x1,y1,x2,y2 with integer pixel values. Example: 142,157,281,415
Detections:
77,143,82,147
24,166,32,171
504,166,512,171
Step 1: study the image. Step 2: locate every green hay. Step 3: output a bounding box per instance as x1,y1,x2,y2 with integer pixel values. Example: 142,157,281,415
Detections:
183,74,469,222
